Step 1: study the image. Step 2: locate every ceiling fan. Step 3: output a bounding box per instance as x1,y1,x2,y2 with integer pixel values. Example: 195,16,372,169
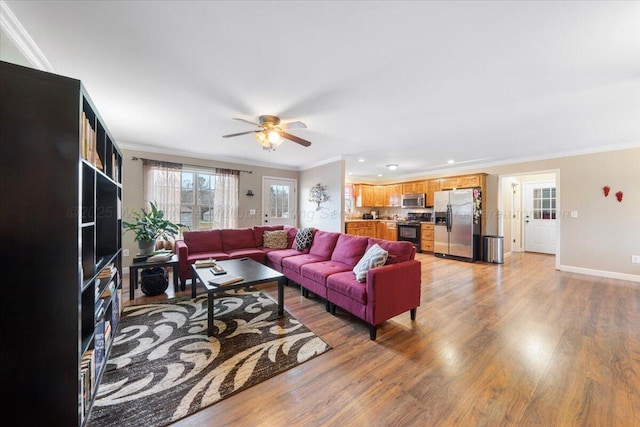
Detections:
222,115,312,150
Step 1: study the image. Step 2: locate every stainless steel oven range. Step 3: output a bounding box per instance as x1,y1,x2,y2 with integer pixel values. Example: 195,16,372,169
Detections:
397,212,432,253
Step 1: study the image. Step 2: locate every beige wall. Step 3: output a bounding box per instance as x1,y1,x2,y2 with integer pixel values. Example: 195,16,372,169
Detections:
480,148,639,280
121,148,299,268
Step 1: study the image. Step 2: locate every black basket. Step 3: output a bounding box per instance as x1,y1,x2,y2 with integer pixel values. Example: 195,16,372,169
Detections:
141,267,169,296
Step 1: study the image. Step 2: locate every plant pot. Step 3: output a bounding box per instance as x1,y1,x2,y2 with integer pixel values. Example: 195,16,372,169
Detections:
138,239,156,256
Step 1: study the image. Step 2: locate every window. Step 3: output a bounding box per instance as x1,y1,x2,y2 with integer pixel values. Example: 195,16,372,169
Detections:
143,159,238,233
269,184,290,219
180,169,239,230
533,187,556,219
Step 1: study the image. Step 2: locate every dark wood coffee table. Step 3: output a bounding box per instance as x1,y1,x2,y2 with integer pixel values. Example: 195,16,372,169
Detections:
190,258,285,336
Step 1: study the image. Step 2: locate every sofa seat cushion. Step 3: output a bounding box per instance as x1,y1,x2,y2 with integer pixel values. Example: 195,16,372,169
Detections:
266,248,306,267
226,248,267,263
300,260,353,285
327,271,367,304
366,238,415,263
282,254,327,274
330,234,369,267
187,251,230,263
221,228,257,251
309,230,340,259
253,225,284,247
183,230,223,253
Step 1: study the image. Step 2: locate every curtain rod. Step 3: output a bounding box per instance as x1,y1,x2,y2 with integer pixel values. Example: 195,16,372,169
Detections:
131,157,252,174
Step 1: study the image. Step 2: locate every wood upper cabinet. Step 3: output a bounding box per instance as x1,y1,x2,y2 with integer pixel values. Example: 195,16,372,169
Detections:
385,184,402,207
373,185,386,207
440,177,460,190
402,181,426,194
458,175,482,188
355,184,374,207
427,179,442,206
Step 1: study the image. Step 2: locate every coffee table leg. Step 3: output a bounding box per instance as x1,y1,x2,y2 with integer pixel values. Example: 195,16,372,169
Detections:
192,269,197,299
172,264,179,293
129,267,137,300
277,277,284,315
207,292,214,336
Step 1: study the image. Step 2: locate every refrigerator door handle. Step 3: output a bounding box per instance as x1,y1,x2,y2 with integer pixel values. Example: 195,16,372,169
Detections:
447,205,452,232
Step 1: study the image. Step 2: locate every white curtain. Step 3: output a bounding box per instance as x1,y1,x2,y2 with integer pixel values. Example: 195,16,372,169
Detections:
143,159,182,236
212,168,239,229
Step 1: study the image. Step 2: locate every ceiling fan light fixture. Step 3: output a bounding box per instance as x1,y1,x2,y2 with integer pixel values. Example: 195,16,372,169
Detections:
268,129,282,145
386,163,398,171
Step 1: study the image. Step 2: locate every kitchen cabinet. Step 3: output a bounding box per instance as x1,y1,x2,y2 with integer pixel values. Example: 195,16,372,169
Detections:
373,186,386,207
421,223,434,252
402,181,426,194
385,184,402,207
458,175,482,188
440,177,460,190
346,221,376,237
427,179,441,207
377,220,398,241
355,184,374,207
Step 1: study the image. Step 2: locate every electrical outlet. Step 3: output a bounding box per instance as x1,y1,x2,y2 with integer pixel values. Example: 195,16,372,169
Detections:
632,255,640,264
123,249,130,257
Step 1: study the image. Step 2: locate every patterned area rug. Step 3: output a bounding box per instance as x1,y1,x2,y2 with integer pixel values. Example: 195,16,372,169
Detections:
88,289,331,427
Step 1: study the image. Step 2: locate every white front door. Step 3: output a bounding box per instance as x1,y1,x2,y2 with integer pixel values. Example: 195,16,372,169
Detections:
523,181,557,254
262,177,297,226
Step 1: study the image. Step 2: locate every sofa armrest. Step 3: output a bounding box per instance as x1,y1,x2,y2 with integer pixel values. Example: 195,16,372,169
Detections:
175,240,191,282
365,260,421,325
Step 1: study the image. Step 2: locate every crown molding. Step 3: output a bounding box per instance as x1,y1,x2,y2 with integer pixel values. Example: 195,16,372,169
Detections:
0,1,54,72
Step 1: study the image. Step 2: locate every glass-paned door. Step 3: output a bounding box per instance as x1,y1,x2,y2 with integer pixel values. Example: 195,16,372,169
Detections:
262,177,296,226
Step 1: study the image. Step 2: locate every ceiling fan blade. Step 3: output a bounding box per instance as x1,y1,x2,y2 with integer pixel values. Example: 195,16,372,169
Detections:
222,130,258,138
281,121,307,130
233,117,260,126
280,131,312,147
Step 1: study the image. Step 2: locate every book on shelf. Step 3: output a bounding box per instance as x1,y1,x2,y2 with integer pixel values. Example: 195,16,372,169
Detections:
208,274,244,287
97,263,116,279
94,319,105,373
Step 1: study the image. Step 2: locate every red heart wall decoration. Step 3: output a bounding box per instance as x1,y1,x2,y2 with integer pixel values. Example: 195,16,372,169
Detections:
615,191,623,202
603,186,610,197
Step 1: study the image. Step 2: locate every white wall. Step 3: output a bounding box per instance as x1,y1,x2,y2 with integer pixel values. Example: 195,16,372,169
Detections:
299,160,345,232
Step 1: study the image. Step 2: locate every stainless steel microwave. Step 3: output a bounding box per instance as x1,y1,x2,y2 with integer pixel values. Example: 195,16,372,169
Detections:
401,193,426,209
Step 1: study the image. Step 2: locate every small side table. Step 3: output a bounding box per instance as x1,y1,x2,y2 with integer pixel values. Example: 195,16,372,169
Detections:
129,254,179,300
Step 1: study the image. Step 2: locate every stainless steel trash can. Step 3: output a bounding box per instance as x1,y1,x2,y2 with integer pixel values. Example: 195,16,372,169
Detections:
482,236,504,264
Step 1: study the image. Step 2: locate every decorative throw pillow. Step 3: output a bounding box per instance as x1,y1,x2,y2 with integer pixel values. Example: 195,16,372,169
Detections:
352,243,388,283
263,230,288,249
294,228,314,251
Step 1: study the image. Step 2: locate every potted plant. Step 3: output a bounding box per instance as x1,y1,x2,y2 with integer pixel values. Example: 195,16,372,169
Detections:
123,202,187,256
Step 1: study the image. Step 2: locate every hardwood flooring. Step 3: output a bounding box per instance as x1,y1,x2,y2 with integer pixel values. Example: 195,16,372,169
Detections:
123,252,640,426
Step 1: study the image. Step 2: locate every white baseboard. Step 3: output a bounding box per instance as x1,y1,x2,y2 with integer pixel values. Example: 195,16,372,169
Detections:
558,265,640,283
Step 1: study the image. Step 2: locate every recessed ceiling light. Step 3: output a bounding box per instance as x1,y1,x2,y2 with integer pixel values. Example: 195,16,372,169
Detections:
447,159,455,164
358,158,365,162
378,174,383,177
386,164,398,171
348,172,353,175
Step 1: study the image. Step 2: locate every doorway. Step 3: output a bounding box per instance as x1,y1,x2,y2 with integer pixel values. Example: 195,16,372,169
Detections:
498,171,559,260
523,181,557,254
262,177,297,227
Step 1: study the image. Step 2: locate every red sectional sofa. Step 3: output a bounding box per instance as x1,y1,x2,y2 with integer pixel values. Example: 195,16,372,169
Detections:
174,225,421,339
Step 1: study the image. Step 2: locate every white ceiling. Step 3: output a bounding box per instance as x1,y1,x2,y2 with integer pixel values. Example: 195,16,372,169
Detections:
3,1,639,182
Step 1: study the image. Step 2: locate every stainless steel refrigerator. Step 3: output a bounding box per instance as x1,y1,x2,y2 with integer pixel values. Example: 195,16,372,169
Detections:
434,188,480,261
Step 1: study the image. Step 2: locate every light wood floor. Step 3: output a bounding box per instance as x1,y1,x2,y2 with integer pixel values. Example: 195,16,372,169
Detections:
123,252,640,426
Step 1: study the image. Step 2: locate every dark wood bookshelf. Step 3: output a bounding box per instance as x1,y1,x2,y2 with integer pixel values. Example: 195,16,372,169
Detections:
0,60,123,426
